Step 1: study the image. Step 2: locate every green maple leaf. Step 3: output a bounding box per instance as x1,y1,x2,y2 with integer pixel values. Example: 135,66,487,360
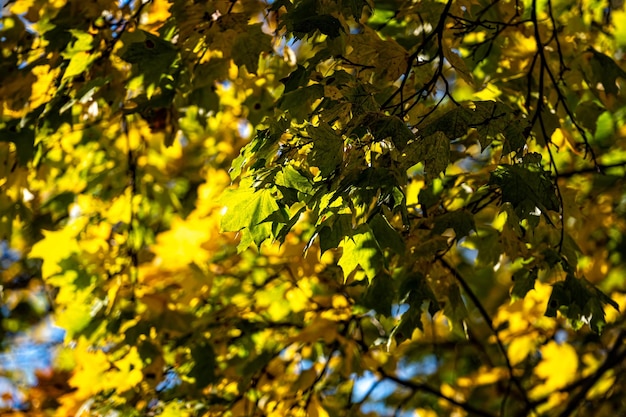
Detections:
307,122,343,178
232,24,272,74
432,210,476,239
339,225,383,281
219,181,284,247
0,122,34,165
546,275,619,333
585,48,626,96
490,159,559,223
511,268,538,300
417,132,450,179
369,115,414,151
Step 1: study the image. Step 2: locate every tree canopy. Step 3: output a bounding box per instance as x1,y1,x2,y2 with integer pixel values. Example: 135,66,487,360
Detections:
1,0,626,415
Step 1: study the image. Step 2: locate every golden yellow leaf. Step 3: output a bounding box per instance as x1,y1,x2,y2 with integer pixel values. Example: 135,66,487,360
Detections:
68,338,111,399
9,0,35,14
508,334,536,365
145,0,172,26
457,366,507,387
30,65,61,109
152,216,214,266
107,347,144,393
530,341,578,398
52,285,93,338
29,222,84,278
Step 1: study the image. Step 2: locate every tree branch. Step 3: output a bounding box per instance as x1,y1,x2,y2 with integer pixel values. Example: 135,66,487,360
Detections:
438,257,535,414
556,161,626,178
377,366,498,417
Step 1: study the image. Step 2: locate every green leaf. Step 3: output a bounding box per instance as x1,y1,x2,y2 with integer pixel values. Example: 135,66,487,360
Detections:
339,225,383,280
232,24,272,74
193,58,230,88
0,122,35,165
239,350,274,380
317,214,353,254
277,84,325,121
392,272,440,342
470,229,501,266
280,65,311,94
614,10,626,48
63,51,98,80
432,210,475,239
369,115,414,151
292,15,344,39
283,0,344,39
275,165,314,196
545,275,619,333
161,309,194,335
511,268,537,300
270,0,292,11
363,272,395,316
369,213,405,255
421,101,526,152
531,106,560,147
67,29,92,49
120,30,178,90
230,128,282,180
346,25,407,82
489,162,559,223
120,30,178,64
594,111,615,144
421,107,472,139
342,0,370,21
443,283,468,338
575,101,605,135
503,120,531,155
423,101,523,152
585,48,626,96
417,132,450,179
400,272,440,317
189,341,217,389
442,43,473,85
307,122,343,178
417,183,441,209
220,183,281,236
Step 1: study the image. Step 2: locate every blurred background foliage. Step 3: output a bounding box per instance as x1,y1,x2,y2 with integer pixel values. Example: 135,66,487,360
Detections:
1,0,626,416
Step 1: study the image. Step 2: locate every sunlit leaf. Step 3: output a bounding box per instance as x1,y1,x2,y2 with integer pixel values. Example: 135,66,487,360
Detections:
220,184,281,234
339,224,383,280
530,341,578,397
5,1,626,415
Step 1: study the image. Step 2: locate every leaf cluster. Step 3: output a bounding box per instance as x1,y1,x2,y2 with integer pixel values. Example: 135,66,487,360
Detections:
1,0,626,416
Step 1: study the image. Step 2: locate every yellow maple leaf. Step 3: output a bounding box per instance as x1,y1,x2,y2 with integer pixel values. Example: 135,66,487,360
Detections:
152,216,214,266
145,0,172,26
68,338,111,399
9,0,35,15
507,334,537,365
530,341,578,398
106,347,144,393
457,366,507,387
29,221,84,278
31,65,61,109
52,284,93,339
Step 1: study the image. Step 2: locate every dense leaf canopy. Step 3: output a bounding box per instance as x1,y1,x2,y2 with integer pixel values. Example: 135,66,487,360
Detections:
1,0,626,416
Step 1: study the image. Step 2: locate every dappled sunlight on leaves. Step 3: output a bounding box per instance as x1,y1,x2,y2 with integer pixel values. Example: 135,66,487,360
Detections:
1,0,626,415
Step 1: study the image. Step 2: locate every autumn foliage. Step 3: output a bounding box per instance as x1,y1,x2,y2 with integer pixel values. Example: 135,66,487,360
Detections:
1,0,626,416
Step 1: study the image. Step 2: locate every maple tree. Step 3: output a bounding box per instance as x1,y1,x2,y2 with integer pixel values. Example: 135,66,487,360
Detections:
1,0,626,415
